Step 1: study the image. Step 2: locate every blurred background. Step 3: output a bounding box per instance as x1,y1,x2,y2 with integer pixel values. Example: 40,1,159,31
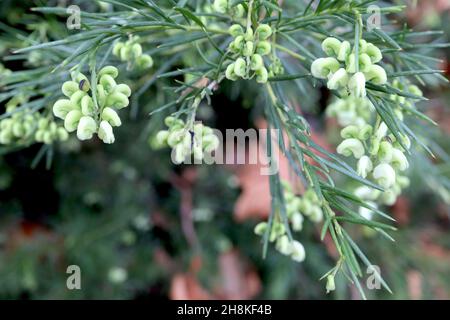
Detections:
0,0,449,300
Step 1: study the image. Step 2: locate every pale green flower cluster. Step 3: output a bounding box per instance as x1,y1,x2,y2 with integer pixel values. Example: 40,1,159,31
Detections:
311,38,387,98
225,24,273,83
254,182,324,263
53,66,131,144
212,0,245,18
113,36,154,70
152,117,220,164
0,97,68,145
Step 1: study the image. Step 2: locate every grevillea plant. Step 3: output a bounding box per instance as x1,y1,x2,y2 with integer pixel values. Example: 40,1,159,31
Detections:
0,0,449,298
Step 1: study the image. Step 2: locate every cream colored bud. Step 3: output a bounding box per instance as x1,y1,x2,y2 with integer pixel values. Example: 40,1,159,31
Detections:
337,138,365,159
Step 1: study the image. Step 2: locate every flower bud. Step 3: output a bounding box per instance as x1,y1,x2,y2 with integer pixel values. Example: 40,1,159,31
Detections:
378,141,393,163
354,186,380,201
327,68,349,90
254,222,268,236
114,84,132,97
76,116,97,141
229,24,244,37
57,128,69,141
365,64,387,85
255,24,273,40
408,85,422,97
322,37,341,57
101,107,122,127
256,41,271,56
112,42,124,57
357,155,373,178
337,41,351,61
250,54,264,71
291,212,304,232
120,45,132,61
64,110,83,132
337,138,365,159
173,143,187,164
379,189,397,206
326,275,336,293
348,72,366,98
397,176,410,188
358,124,373,140
100,74,117,93
213,0,228,13
359,53,372,72
81,95,95,116
276,235,293,255
167,129,184,147
244,28,254,41
154,130,169,148
136,54,154,69
53,99,76,120
98,66,119,79
70,90,86,106
131,43,142,58
225,63,238,81
62,81,79,97
290,240,306,262
391,148,409,171
365,43,382,63
243,41,254,57
106,92,129,109
309,206,323,223
98,120,115,144
234,58,247,78
373,163,396,189
341,125,359,139
311,57,340,79
97,84,107,108
255,67,268,84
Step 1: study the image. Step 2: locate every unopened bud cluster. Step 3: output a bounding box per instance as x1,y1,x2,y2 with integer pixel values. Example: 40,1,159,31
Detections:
311,38,387,98
53,66,131,144
254,182,324,263
225,24,273,84
212,0,245,18
0,107,68,146
113,36,154,70
152,117,220,164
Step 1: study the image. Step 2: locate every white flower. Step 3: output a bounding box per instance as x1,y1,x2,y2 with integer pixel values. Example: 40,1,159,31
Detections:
276,235,292,256
53,99,75,120
291,212,304,232
326,275,336,293
64,110,83,133
348,72,367,98
373,163,396,189
391,148,409,171
98,120,115,144
337,138,365,159
101,107,122,127
309,206,323,223
357,155,373,178
365,64,387,85
290,241,306,263
76,116,97,141
375,122,388,140
378,141,394,163
365,43,383,63
321,37,341,57
337,41,351,61
327,68,349,90
311,57,340,79
354,186,380,201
